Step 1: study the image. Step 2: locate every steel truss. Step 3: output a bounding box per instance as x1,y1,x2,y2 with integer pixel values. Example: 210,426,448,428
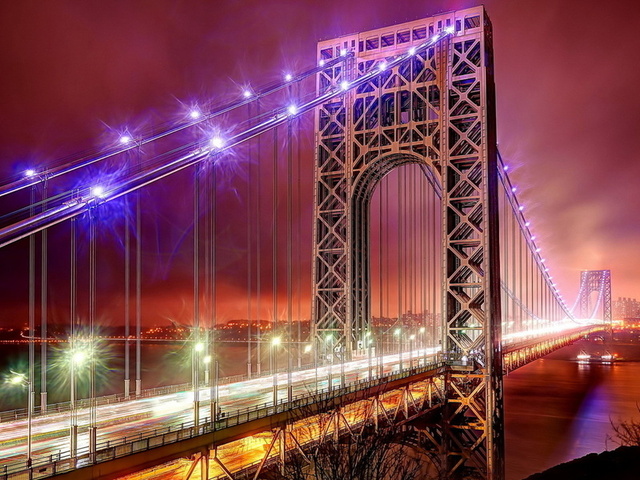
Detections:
577,270,612,321
202,378,444,479
312,6,504,479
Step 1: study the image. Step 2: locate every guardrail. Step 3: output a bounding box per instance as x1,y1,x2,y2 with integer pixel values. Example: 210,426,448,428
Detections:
0,360,444,480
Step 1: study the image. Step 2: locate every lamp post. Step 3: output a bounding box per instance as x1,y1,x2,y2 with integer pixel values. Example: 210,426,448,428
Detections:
7,372,32,468
69,345,87,459
419,327,426,365
193,341,205,427
394,327,402,372
325,333,333,392
271,336,280,409
409,334,415,369
365,331,373,380
303,344,316,393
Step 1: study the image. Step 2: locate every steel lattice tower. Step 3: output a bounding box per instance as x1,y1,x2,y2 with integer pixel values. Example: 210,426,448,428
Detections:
578,270,612,321
312,6,503,479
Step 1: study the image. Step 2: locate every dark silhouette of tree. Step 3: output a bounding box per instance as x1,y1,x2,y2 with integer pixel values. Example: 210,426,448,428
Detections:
280,423,431,480
610,405,640,447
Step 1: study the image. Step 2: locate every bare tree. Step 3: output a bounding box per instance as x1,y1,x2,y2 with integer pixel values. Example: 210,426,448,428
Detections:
610,405,640,447
279,423,433,480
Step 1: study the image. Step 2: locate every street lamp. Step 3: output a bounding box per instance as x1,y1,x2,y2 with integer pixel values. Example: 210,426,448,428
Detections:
409,334,415,368
271,336,281,409
365,331,373,380
193,341,205,427
69,346,87,458
394,328,403,372
303,344,317,393
419,327,426,365
325,333,334,392
6,372,32,467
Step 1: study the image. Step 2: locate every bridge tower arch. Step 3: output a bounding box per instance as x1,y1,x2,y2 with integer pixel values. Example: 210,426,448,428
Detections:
577,269,612,321
312,6,504,479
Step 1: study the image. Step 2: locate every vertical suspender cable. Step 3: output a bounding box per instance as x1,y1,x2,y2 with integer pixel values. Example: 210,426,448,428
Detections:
135,177,142,396
286,119,293,402
256,99,262,376
397,168,403,370
272,125,278,406
88,206,97,459
40,180,48,412
246,102,253,379
296,96,302,369
28,188,35,419
124,197,130,398
193,164,200,427
211,160,218,422
69,215,77,457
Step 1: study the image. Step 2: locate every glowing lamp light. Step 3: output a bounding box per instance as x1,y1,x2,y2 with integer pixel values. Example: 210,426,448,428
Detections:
531,235,537,240
210,136,225,149
203,355,212,364
242,89,252,99
379,61,387,71
408,46,416,55
284,73,293,82
189,109,201,120
287,104,298,115
511,187,517,192
8,373,25,385
194,342,204,352
272,336,281,346
419,327,426,333
25,169,36,178
525,222,530,227
304,344,312,353
394,328,401,336
536,248,541,252
91,186,106,198
340,80,349,90
319,59,325,67
518,205,524,211
445,25,455,34
340,48,348,56
72,351,86,365
119,135,132,145
503,165,509,171
431,34,440,42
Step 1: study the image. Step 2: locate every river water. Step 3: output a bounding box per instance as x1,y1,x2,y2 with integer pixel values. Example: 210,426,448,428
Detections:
2,335,640,479
504,335,640,479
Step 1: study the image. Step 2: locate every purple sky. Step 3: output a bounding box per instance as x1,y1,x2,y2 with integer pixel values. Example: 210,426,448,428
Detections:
0,0,639,325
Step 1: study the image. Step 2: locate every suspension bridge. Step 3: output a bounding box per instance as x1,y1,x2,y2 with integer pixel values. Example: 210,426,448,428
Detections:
0,6,611,480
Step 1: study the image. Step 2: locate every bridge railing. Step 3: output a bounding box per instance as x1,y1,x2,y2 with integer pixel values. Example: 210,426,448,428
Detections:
0,360,444,480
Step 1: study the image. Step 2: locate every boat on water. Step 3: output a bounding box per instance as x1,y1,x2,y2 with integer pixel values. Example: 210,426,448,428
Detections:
576,350,618,363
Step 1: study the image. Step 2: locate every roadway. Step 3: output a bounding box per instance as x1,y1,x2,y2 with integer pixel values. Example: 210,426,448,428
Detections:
0,347,437,471
0,321,601,476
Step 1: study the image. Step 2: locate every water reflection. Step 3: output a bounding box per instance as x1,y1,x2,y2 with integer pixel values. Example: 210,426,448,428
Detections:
505,340,640,479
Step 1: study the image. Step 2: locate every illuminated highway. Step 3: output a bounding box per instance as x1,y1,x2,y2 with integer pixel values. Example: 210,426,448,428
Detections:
0,346,438,470
0,320,601,476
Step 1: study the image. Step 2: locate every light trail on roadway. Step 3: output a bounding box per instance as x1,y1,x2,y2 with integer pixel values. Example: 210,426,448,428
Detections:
0,347,439,469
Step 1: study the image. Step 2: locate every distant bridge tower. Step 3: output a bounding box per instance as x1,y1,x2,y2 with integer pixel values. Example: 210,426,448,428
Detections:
578,269,612,321
312,6,503,479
